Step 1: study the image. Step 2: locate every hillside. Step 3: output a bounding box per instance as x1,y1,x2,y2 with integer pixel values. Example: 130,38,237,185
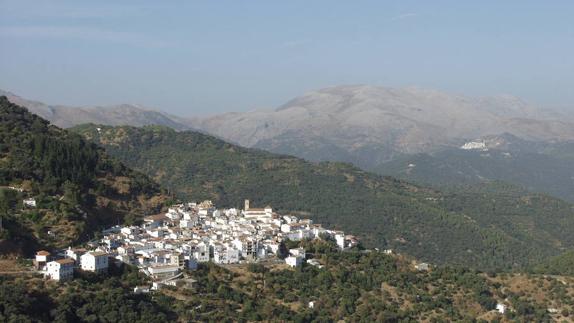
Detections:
189,85,574,169
0,97,168,256
72,124,574,270
3,240,574,322
377,134,574,202
534,250,574,276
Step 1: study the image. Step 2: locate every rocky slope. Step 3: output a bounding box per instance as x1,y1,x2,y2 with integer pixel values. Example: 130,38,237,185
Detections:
190,85,574,169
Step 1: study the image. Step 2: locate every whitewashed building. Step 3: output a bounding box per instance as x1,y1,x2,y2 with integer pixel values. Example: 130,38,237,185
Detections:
23,198,37,208
286,255,304,268
213,246,240,264
65,247,87,266
46,259,74,281
80,252,109,273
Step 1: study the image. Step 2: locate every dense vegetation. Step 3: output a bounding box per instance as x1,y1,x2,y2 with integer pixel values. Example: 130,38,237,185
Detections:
5,240,573,322
0,265,176,322
0,97,167,255
73,124,574,270
534,250,574,276
377,134,574,203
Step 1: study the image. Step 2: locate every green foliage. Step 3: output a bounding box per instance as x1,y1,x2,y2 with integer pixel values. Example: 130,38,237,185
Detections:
0,96,166,254
1,246,568,322
0,269,174,323
73,124,574,270
172,244,561,321
533,250,574,275
377,138,574,203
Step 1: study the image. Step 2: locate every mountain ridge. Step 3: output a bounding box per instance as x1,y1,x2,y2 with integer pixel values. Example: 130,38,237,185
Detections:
0,89,191,130
189,85,574,169
0,96,168,256
72,123,574,270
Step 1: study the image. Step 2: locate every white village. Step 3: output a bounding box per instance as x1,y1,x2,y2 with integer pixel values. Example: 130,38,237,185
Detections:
33,200,359,290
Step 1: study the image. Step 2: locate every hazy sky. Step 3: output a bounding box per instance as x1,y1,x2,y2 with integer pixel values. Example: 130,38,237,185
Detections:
1,0,573,116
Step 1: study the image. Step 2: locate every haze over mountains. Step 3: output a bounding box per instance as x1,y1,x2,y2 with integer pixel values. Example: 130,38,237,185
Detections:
6,85,573,168
0,89,190,130
190,85,574,169
5,85,574,201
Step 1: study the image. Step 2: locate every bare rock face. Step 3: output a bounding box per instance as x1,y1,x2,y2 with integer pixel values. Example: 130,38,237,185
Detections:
190,85,574,169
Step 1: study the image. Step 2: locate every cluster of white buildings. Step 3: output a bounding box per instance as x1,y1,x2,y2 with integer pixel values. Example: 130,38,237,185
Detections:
36,199,358,286
35,249,109,281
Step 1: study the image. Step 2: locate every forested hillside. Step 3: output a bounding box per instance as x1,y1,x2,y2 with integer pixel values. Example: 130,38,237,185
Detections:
3,240,574,322
0,97,168,255
377,134,574,202
73,124,574,270
534,250,574,276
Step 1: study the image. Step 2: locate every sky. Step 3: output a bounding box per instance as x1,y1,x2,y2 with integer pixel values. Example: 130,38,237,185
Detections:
0,0,573,116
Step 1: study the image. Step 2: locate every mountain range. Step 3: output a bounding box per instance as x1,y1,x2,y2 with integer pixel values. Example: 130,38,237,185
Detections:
71,123,574,270
189,85,574,169
0,89,190,130
6,85,574,166
5,86,574,202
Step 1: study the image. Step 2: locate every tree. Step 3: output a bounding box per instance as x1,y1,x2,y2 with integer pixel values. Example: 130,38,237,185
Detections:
277,241,289,259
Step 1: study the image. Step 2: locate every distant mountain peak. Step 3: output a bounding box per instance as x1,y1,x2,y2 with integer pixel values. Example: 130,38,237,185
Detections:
192,85,574,169
0,89,192,130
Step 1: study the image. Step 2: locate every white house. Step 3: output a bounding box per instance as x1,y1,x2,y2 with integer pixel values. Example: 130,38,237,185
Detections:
192,244,210,262
148,264,180,279
335,232,346,249
213,246,240,264
46,259,74,281
496,303,507,314
180,219,195,229
289,247,305,257
286,255,304,268
243,200,273,220
133,286,151,294
415,262,430,272
232,237,259,259
65,247,87,265
35,250,51,263
80,251,109,273
307,259,323,268
23,198,36,208
143,214,167,229
35,250,51,270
